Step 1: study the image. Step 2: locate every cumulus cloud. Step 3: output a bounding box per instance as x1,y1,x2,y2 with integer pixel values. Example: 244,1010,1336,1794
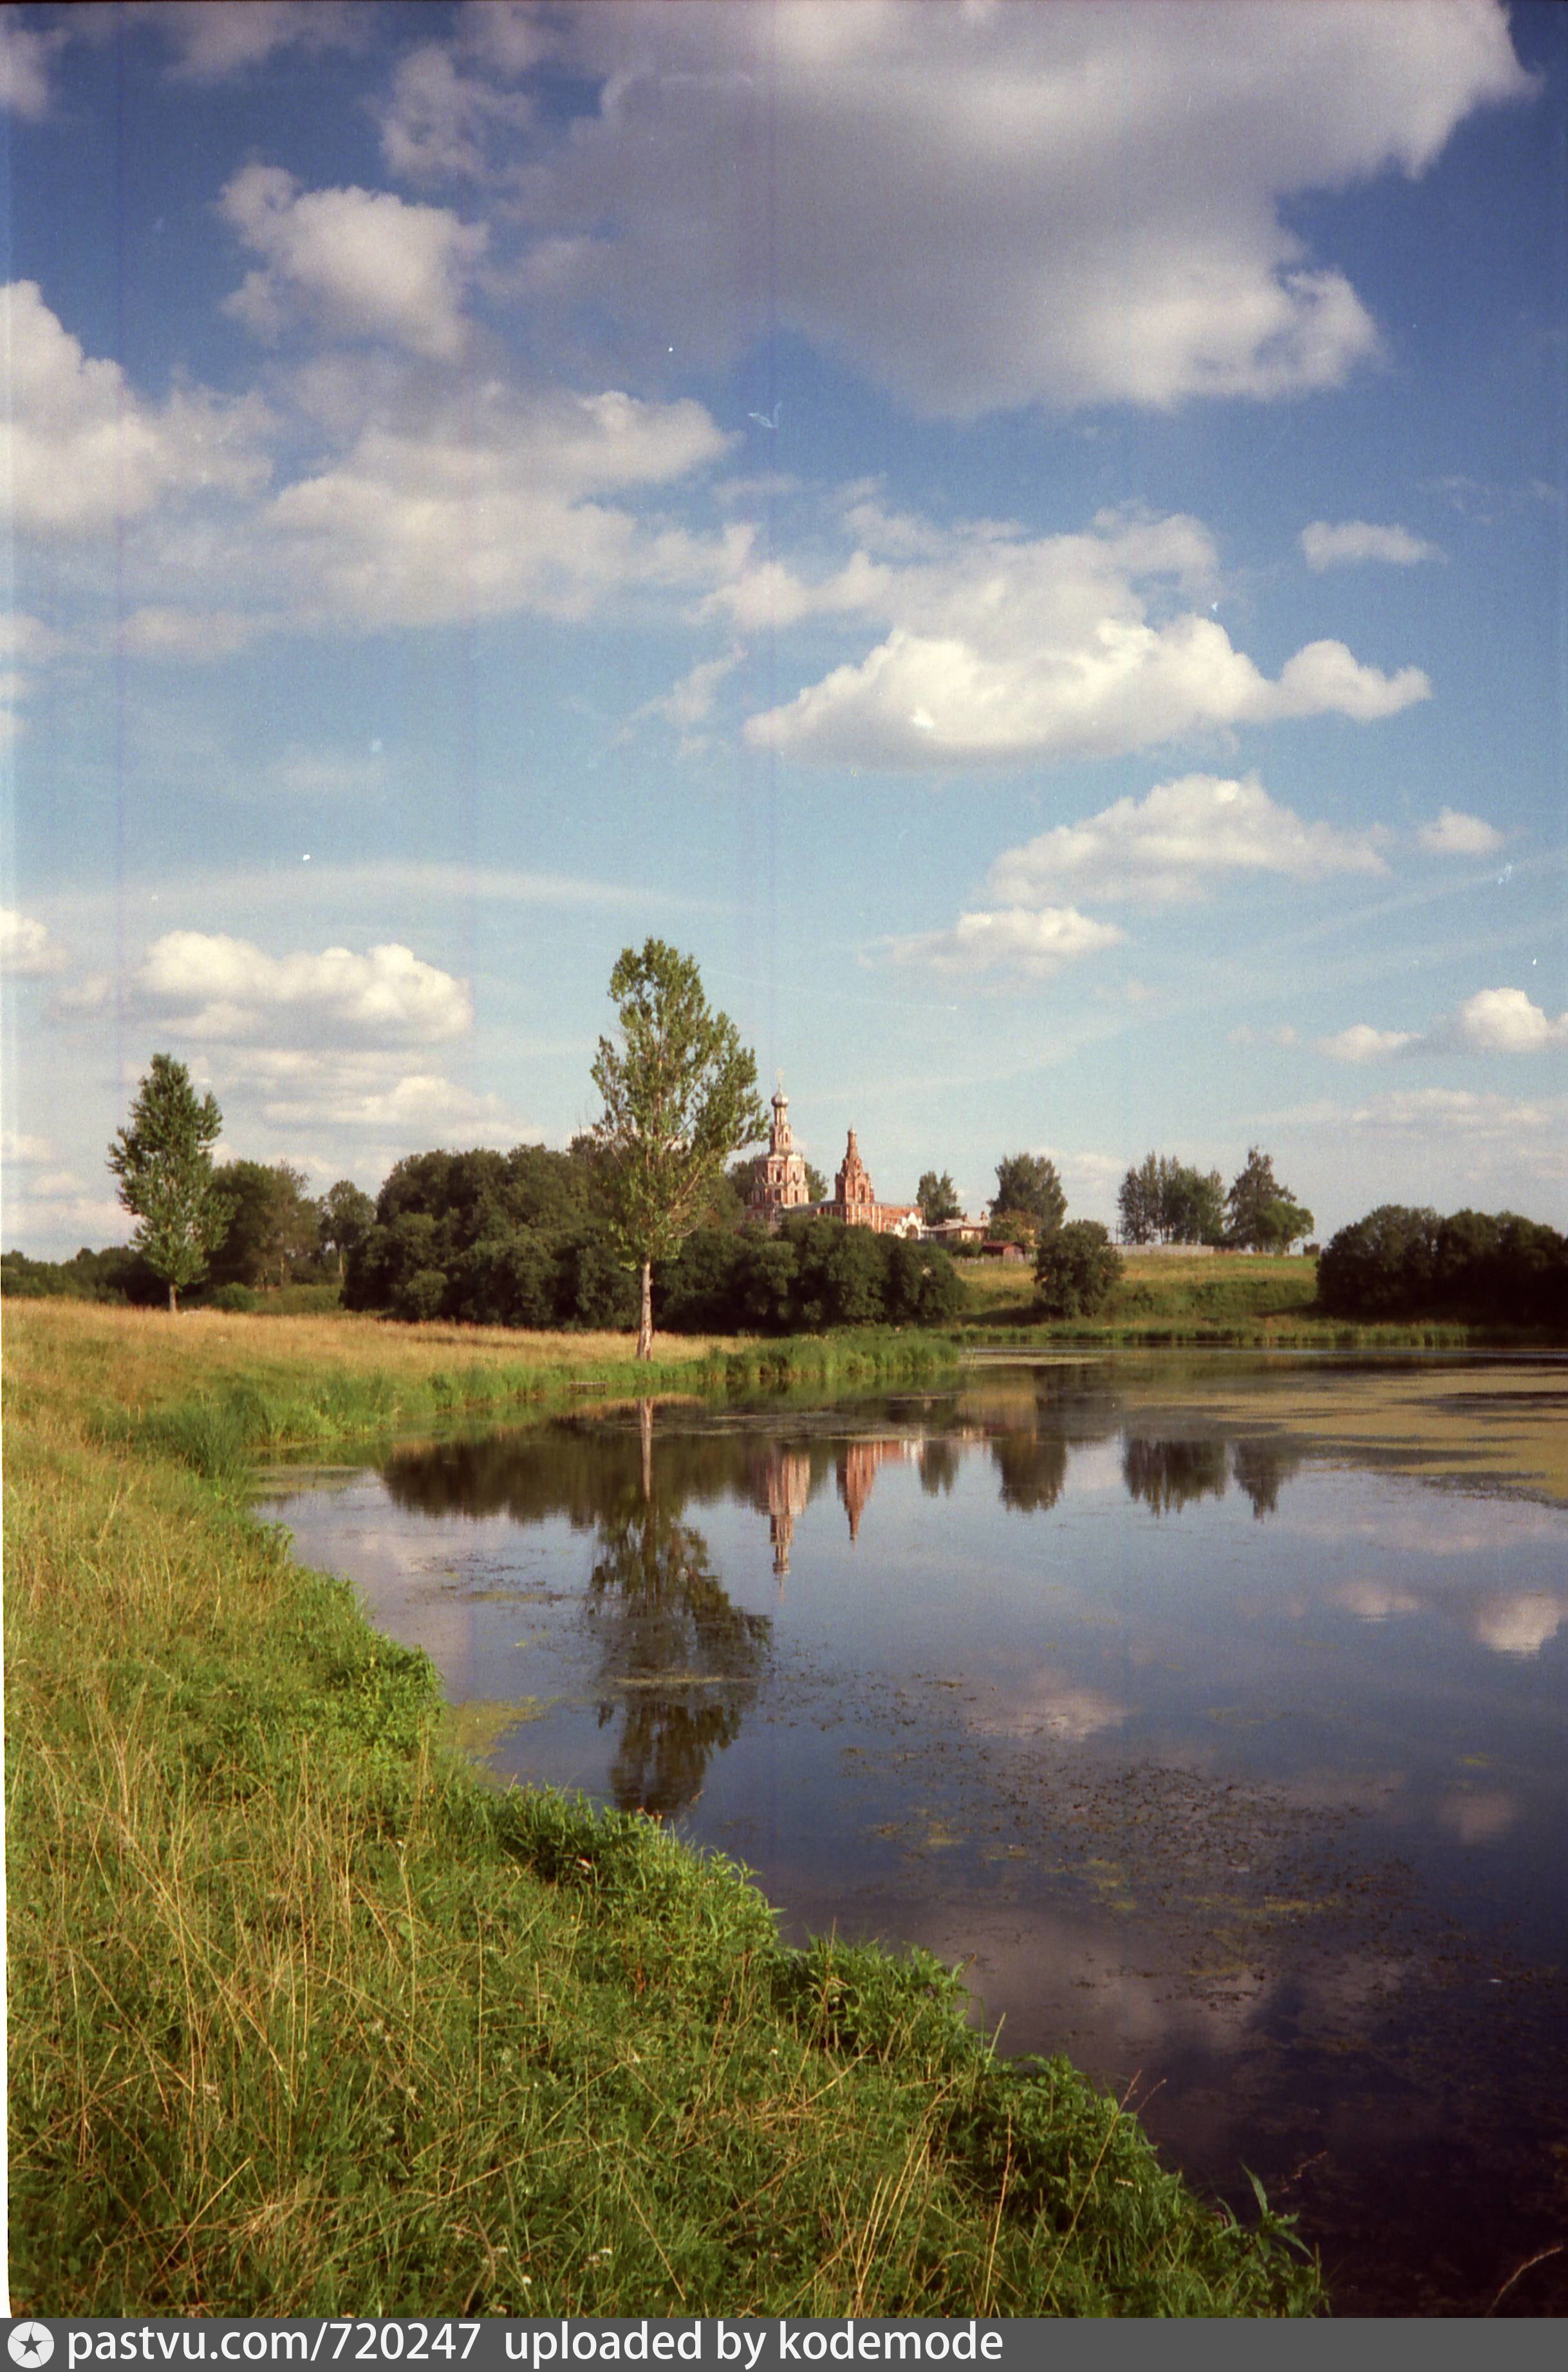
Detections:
0,283,270,538
1451,986,1568,1055
0,15,63,117
1321,987,1568,1062
1318,1024,1418,1063
375,41,534,184
126,932,472,1046
886,905,1125,983
1300,520,1443,569
989,773,1390,908
132,2,366,82
499,1,1530,417
735,511,1428,769
1417,806,1504,856
226,1048,517,1142
261,380,736,631
0,908,69,977
0,1131,57,1164
221,167,489,359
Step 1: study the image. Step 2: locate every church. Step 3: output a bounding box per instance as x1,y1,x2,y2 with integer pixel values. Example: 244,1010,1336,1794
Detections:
745,1082,921,1238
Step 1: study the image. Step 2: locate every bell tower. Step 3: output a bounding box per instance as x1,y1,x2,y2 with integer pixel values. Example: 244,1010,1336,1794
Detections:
748,1077,811,1218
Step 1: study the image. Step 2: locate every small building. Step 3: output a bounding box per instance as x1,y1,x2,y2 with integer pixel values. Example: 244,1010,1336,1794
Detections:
979,1239,1028,1263
920,1216,986,1247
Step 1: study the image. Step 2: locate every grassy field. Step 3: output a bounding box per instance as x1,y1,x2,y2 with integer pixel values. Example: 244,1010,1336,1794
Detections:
954,1250,1491,1346
5,1300,1323,2318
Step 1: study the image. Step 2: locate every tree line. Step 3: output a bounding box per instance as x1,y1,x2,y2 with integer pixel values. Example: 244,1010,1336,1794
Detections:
1116,1147,1313,1251
1316,1204,1568,1326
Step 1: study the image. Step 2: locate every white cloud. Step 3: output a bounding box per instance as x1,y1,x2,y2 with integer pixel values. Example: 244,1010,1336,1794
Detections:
512,1,1530,417
1,283,272,539
1300,520,1443,569
133,2,365,82
126,933,472,1047
989,773,1390,908
0,908,69,977
736,513,1428,768
227,1048,518,1144
261,381,736,632
886,905,1125,983
0,1131,57,1164
1451,986,1568,1055
1336,1087,1562,1139
1314,986,1568,1064
0,16,62,117
118,608,259,661
1417,806,1504,856
375,41,534,184
220,167,489,360
1318,1024,1418,1063
636,648,745,744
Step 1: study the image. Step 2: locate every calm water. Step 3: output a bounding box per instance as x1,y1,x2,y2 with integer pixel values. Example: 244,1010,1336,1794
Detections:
261,1357,1568,2317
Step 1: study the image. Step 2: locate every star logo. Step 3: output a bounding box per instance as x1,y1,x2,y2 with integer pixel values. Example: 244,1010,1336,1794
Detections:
8,2330,54,2368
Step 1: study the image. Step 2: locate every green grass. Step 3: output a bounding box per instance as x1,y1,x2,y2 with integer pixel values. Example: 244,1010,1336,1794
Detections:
952,1252,1508,1347
5,1302,1325,2317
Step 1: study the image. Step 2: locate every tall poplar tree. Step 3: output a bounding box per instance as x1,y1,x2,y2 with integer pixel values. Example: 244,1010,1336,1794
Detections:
591,941,767,1359
107,1054,232,1313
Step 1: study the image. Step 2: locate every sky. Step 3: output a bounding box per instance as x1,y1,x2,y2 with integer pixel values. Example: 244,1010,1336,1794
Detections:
1,0,1565,1256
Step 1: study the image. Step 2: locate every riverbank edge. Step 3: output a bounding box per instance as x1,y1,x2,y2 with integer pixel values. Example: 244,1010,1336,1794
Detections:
5,1304,1325,2319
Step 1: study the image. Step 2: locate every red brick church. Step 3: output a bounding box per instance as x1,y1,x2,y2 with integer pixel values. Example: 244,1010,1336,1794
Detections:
747,1083,920,1238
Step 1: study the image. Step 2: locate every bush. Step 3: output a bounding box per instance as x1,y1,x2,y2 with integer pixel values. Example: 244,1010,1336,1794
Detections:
1034,1221,1124,1319
205,1283,261,1314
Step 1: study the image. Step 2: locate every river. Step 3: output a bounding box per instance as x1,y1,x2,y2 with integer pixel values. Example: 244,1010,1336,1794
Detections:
259,1353,1568,2318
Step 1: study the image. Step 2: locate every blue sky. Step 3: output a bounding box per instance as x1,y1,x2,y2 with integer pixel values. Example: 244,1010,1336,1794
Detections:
2,0,1565,1254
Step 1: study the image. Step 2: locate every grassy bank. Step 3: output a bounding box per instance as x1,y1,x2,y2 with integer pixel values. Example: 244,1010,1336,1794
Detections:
953,1251,1529,1347
5,1302,1323,2317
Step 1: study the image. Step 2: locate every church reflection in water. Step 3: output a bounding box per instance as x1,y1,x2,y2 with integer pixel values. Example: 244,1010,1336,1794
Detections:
378,1380,1304,1816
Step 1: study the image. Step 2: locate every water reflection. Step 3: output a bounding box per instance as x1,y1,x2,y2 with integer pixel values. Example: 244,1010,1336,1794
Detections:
1122,1435,1229,1516
262,1359,1568,2316
587,1496,769,1817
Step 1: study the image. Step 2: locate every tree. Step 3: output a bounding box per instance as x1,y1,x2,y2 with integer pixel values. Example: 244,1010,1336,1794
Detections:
1225,1148,1311,1251
107,1054,233,1313
1119,1153,1226,1245
319,1180,375,1278
993,1153,1066,1235
1033,1219,1123,1319
210,1160,320,1290
917,1169,963,1226
591,940,767,1359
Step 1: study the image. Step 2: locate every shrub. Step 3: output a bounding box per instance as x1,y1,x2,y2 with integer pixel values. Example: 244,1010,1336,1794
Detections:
1034,1220,1124,1319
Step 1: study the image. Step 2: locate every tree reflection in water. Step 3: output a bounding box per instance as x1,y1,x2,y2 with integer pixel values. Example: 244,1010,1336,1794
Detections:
1121,1435,1229,1516
587,1405,770,1817
1230,1436,1301,1519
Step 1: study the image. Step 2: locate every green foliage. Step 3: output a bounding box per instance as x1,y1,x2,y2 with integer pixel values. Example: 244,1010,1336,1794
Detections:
206,1283,261,1314
591,941,767,1353
657,1218,964,1335
209,1160,321,1292
917,1169,964,1225
1318,1203,1568,1325
106,1055,233,1310
1,1243,163,1304
1034,1220,1124,1318
1225,1149,1312,1251
319,1179,375,1275
1119,1154,1226,1246
993,1152,1067,1234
